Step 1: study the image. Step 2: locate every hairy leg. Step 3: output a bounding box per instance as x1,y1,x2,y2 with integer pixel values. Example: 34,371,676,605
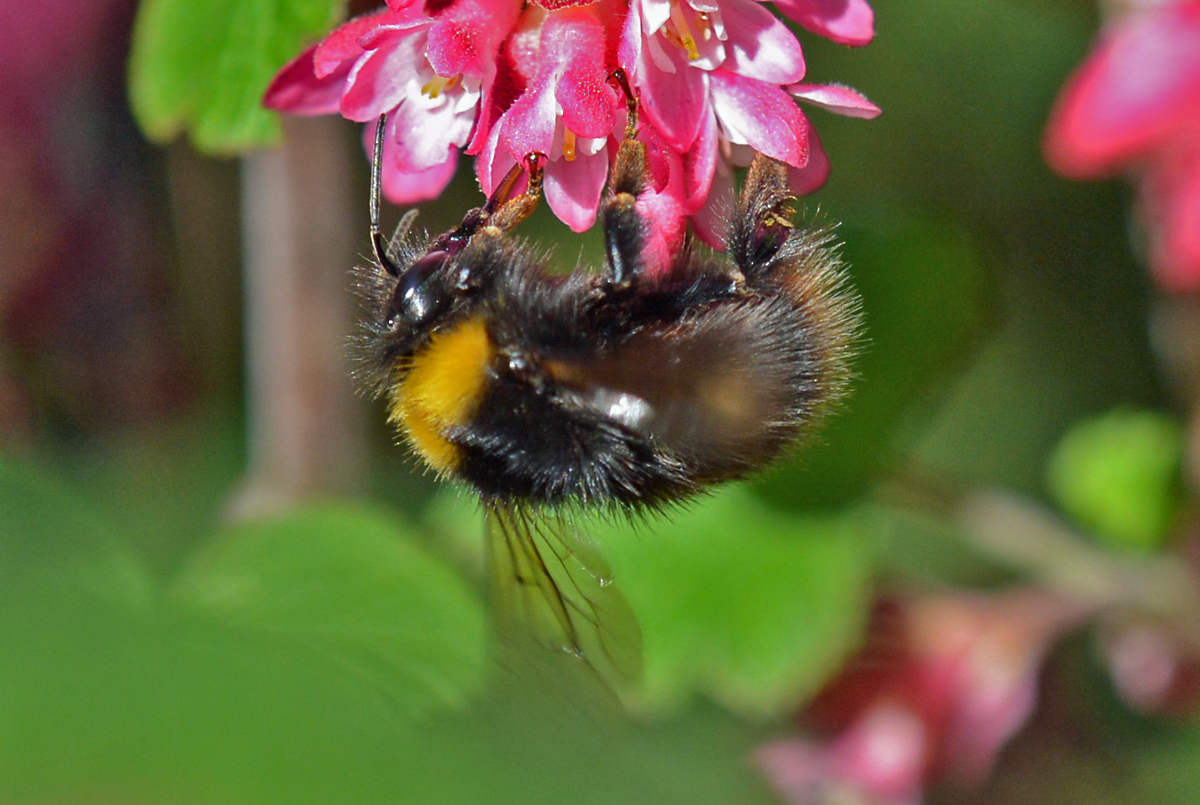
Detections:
600,69,649,290
727,154,796,282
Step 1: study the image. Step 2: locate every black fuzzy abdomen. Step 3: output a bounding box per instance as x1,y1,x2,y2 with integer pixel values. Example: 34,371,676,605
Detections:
454,369,695,508
453,291,825,509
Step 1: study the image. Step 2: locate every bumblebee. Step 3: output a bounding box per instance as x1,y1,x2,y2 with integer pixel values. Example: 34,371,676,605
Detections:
353,74,860,680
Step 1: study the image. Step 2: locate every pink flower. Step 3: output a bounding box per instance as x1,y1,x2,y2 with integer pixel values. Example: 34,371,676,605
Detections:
770,0,875,47
618,0,806,153
263,0,876,240
1044,0,1200,291
756,591,1091,805
478,4,621,231
689,80,880,248
265,0,520,203
615,0,877,256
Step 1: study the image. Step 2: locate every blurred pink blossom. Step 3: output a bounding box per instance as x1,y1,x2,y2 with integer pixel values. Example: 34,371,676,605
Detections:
756,590,1091,805
1044,0,1200,291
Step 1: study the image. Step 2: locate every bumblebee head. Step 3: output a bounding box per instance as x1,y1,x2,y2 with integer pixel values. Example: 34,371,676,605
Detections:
387,248,459,333
351,227,484,399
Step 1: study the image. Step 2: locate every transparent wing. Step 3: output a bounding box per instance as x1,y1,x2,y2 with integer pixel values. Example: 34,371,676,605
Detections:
486,505,643,685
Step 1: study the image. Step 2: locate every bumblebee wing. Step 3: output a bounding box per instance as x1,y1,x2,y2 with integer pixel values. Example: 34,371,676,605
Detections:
486,506,643,684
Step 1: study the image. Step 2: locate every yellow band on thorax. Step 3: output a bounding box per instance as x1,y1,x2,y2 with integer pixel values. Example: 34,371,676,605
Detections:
389,317,493,475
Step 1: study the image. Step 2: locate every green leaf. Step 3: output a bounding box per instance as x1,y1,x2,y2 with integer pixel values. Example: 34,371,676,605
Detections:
1047,408,1183,553
599,487,872,715
128,0,343,153
172,502,488,714
0,456,153,609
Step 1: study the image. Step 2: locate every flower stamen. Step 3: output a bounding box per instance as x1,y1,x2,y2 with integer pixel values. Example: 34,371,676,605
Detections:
422,73,460,99
563,129,578,162
665,0,702,61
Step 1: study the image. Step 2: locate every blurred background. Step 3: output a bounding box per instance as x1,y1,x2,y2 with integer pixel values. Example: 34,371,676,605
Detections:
3,0,1199,803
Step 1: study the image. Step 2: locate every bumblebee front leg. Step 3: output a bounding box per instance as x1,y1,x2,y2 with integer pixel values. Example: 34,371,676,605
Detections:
600,69,649,290
487,152,547,233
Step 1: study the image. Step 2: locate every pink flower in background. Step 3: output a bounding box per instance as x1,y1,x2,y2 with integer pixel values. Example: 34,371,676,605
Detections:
755,591,1091,805
1044,0,1200,291
265,0,876,241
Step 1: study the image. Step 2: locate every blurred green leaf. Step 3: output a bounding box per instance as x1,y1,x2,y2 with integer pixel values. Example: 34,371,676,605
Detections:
1133,727,1200,805
0,456,153,609
755,211,989,510
173,502,488,714
598,487,872,715
128,0,343,152
50,411,245,573
867,502,1015,589
390,677,783,805
1047,408,1183,553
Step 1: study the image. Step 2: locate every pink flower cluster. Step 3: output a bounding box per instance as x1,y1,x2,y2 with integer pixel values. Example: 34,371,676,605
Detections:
1044,0,1200,292
264,0,877,266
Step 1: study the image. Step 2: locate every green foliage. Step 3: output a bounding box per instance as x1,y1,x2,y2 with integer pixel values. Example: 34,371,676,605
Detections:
0,450,790,804
1048,408,1183,553
128,0,343,152
581,488,871,715
0,457,153,609
173,502,489,714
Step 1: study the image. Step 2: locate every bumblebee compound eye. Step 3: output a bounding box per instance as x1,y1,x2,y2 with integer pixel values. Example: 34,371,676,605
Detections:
390,249,451,328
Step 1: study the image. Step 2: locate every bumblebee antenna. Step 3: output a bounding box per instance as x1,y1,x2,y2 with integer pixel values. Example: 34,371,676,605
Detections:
371,114,401,277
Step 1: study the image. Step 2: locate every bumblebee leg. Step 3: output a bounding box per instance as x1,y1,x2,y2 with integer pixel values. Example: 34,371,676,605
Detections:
489,152,547,233
600,69,648,290
727,154,796,281
370,114,402,276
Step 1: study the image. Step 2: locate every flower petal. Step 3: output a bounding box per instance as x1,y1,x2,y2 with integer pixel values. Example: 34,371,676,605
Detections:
620,1,707,150
788,121,830,196
637,188,689,275
684,94,718,212
389,89,476,171
382,152,460,204
690,156,734,248
339,29,428,122
364,117,461,203
789,82,880,118
769,0,875,47
426,0,522,78
1144,149,1200,292
263,45,351,115
722,0,806,84
638,118,677,194
1044,2,1200,178
476,114,516,195
711,69,809,168
544,146,610,231
499,78,559,159
312,10,393,78
544,9,616,138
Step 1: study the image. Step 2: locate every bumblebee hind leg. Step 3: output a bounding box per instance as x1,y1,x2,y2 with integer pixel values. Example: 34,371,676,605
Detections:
727,154,799,282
